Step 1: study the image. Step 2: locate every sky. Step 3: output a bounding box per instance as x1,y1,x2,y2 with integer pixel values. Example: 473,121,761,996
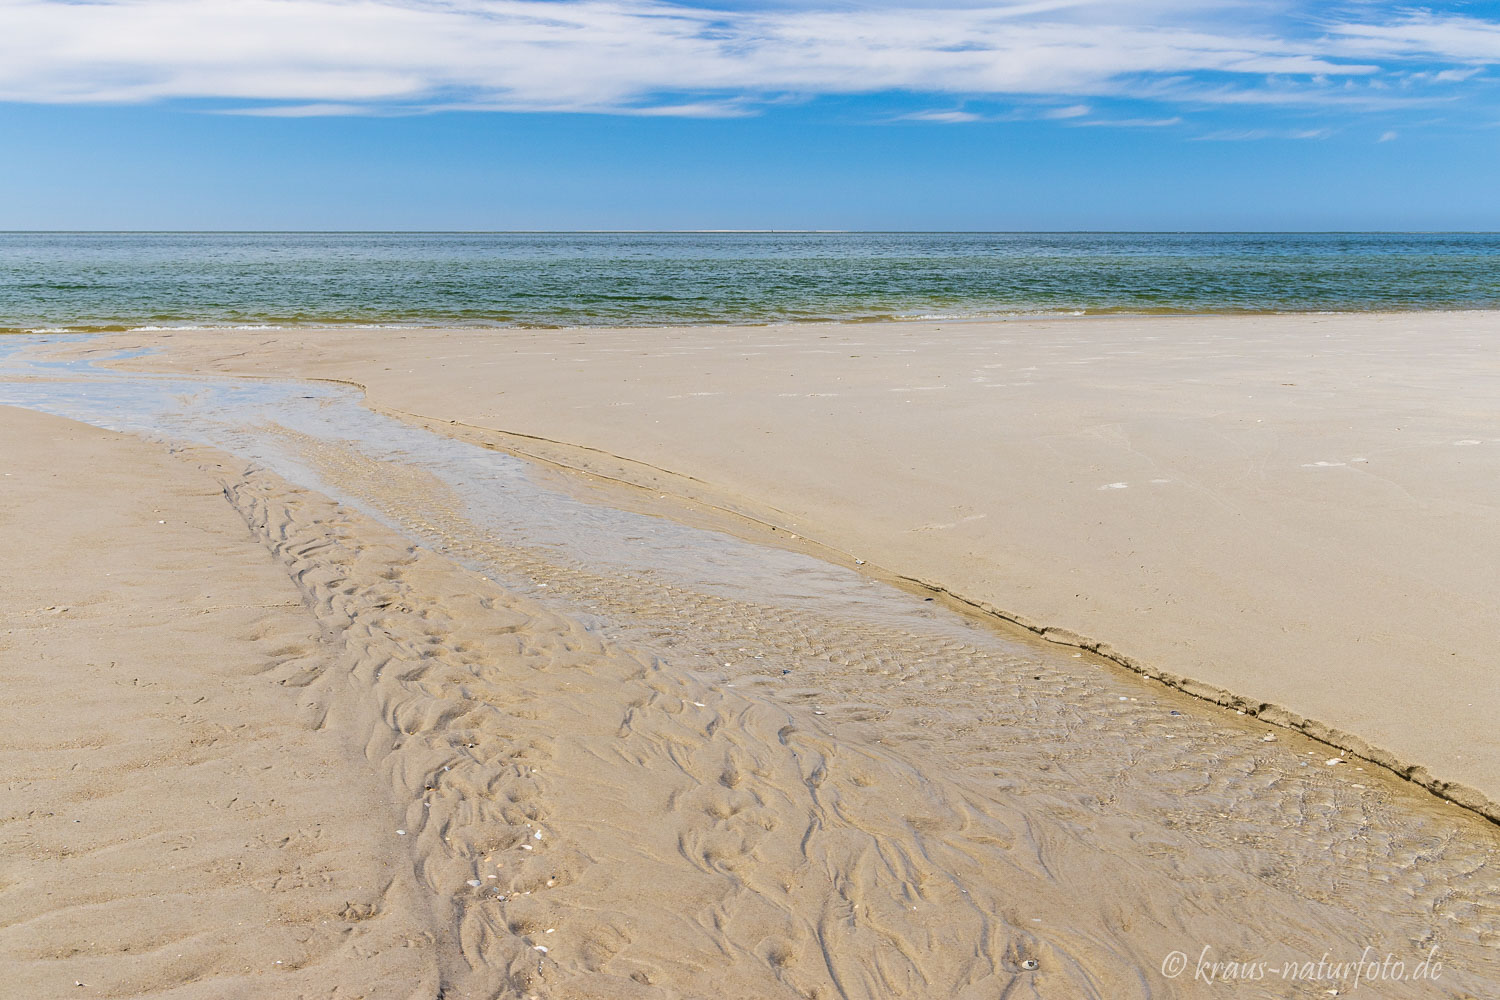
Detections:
0,0,1498,229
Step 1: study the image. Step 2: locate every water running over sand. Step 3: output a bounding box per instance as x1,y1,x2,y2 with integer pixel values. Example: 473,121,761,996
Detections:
3,337,1498,999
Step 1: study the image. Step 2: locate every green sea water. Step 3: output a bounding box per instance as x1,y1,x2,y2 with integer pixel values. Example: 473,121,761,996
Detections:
3,232,1498,332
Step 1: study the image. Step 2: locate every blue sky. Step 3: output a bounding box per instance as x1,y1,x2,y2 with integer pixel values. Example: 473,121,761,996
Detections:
1,0,1498,229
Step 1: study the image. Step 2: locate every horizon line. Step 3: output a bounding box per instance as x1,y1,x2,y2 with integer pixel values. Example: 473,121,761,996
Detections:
4,230,1500,236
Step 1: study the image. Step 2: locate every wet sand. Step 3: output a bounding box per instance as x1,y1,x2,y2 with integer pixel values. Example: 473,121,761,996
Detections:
5,358,1500,998
69,311,1500,821
0,407,442,997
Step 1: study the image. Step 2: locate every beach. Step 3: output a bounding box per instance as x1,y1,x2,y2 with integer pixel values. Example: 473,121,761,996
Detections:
0,407,443,996
6,309,1500,998
74,310,1500,816
6,0,1500,986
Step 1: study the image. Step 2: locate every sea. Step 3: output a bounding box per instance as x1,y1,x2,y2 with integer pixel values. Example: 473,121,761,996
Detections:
3,231,1498,333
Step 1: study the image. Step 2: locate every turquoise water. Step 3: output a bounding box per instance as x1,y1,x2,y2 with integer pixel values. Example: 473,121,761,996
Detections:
3,232,1498,331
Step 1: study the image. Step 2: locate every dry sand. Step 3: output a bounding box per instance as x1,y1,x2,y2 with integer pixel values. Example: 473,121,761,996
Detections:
7,345,1500,998
73,312,1500,818
0,407,442,997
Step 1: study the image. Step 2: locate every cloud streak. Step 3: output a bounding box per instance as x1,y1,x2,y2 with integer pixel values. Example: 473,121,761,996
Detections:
0,0,1495,117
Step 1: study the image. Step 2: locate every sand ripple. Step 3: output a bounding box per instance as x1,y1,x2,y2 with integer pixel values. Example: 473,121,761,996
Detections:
200,432,1500,999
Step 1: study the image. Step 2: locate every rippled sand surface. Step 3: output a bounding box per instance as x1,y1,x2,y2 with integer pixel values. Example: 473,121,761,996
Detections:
3,342,1499,998
265,425,1500,999
78,314,1500,816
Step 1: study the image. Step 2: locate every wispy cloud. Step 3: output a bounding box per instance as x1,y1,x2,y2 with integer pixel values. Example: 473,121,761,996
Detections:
1328,14,1500,63
899,109,988,123
1194,126,1332,141
1041,103,1093,119
1071,116,1183,127
0,0,1495,117
221,102,384,117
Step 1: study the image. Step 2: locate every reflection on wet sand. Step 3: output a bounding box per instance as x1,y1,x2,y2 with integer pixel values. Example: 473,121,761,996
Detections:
2,338,1497,998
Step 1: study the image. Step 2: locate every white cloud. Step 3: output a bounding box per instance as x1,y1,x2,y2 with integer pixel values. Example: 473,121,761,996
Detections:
221,102,385,117
0,0,1494,116
900,109,987,122
1194,126,1331,140
1071,115,1183,127
1378,129,1397,141
1330,14,1500,63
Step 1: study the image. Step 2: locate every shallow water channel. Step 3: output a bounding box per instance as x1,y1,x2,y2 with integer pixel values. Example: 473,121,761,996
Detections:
3,335,1498,999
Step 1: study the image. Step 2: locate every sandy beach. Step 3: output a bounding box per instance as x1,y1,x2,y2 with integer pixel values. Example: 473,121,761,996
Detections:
7,311,1500,997
8,0,1500,987
74,310,1500,816
0,407,444,996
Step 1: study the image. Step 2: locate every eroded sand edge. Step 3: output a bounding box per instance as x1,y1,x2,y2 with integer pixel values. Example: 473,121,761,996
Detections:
55,312,1500,823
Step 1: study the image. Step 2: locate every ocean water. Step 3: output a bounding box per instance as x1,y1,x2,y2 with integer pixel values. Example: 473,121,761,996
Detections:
2,231,1498,332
